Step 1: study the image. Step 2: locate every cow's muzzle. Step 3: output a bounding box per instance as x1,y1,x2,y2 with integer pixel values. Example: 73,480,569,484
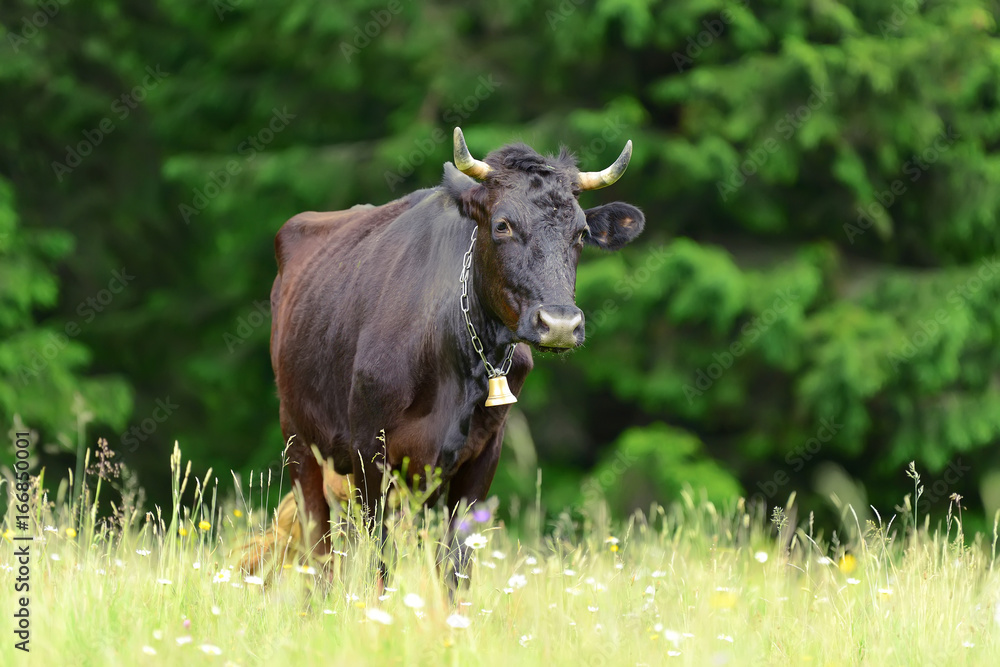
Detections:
520,305,585,351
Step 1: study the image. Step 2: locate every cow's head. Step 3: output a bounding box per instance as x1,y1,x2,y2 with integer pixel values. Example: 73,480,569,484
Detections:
452,127,644,353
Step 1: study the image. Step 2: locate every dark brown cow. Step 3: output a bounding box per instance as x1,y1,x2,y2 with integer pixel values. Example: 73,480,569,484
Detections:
268,128,644,581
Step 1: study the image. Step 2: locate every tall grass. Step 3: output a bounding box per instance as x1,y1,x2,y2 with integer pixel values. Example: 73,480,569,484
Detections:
2,443,999,666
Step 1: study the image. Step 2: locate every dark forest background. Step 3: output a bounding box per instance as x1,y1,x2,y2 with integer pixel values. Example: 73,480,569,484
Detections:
4,0,1000,532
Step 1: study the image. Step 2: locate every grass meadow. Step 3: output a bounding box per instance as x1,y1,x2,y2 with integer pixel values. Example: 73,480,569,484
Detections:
2,445,1000,666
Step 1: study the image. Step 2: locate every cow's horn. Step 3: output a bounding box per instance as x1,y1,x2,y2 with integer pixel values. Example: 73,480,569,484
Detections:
453,127,493,180
576,140,632,190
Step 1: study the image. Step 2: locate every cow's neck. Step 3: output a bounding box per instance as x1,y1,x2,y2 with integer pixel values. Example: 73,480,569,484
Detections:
445,222,515,382
462,259,515,372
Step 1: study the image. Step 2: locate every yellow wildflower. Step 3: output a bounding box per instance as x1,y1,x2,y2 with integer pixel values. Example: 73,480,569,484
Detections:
233,509,243,518
178,527,188,537
709,588,738,609
198,520,211,531
65,528,77,539
3,529,14,542
838,554,857,575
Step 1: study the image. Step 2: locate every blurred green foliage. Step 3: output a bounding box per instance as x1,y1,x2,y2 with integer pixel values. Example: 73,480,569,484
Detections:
2,0,1000,524
0,178,131,471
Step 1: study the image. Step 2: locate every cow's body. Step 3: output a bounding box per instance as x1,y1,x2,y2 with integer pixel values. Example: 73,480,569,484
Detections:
271,169,531,535
269,130,644,578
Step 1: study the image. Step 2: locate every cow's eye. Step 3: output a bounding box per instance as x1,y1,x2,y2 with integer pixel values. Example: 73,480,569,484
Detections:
494,219,512,236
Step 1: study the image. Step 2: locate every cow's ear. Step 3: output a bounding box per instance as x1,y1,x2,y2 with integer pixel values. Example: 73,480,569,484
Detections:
583,202,645,250
458,184,491,224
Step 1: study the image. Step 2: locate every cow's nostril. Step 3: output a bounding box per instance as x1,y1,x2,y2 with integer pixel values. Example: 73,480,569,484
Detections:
533,308,548,333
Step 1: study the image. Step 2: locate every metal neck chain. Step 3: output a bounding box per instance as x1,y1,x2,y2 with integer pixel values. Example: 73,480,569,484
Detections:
459,228,517,378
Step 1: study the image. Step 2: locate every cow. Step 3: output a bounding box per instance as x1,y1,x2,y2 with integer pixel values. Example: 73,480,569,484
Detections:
258,127,645,583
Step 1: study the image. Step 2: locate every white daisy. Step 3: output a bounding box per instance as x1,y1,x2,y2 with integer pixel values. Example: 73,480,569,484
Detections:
366,608,393,625
464,533,488,550
446,613,471,629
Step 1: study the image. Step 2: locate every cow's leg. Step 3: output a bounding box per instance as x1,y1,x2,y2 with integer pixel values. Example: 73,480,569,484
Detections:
287,440,331,561
445,435,503,593
351,447,390,593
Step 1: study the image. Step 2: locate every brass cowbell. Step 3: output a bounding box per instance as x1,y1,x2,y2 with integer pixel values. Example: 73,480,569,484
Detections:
485,375,517,407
